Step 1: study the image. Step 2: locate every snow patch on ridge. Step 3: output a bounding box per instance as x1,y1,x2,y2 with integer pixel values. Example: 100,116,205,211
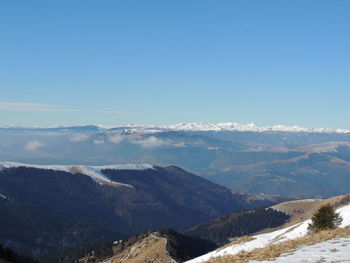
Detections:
0,162,154,187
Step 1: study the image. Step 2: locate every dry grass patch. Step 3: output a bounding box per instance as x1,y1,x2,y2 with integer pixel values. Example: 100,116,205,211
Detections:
206,226,350,263
261,194,350,231
100,235,173,263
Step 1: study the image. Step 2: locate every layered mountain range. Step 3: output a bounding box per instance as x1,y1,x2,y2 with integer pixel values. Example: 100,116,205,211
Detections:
1,123,350,198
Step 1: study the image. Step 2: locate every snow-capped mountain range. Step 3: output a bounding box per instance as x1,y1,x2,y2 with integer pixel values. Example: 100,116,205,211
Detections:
162,122,350,134
1,122,350,134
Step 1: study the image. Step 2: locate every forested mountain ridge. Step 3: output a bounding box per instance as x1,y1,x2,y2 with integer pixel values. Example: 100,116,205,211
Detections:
0,165,271,256
185,208,290,245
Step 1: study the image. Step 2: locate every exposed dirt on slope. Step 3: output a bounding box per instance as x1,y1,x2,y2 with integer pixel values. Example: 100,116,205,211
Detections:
99,234,174,263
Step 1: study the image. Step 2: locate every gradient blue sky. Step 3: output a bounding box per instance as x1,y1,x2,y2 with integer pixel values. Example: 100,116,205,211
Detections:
1,1,349,128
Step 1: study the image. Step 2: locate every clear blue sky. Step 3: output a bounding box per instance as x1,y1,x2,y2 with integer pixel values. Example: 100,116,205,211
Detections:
0,1,349,128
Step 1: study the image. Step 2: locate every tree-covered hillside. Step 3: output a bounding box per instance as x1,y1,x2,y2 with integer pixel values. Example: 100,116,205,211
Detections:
186,208,290,245
0,166,271,256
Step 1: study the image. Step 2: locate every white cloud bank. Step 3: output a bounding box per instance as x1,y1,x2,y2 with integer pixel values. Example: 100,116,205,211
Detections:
107,133,171,149
69,134,89,142
93,139,105,145
108,134,125,144
130,136,169,149
25,140,44,151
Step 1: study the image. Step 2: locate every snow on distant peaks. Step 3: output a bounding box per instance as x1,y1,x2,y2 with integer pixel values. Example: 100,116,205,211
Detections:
0,162,154,187
1,122,350,134
161,122,350,134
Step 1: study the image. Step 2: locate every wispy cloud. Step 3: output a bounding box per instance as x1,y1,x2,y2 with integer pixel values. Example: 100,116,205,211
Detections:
130,136,170,149
69,134,89,142
25,140,44,151
93,139,105,145
108,134,125,144
0,102,123,114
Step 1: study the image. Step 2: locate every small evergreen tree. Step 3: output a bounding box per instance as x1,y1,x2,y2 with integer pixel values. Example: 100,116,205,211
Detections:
308,203,343,233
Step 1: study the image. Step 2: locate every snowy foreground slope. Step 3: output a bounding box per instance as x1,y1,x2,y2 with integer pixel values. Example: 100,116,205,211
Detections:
186,204,350,263
250,237,350,263
0,161,153,186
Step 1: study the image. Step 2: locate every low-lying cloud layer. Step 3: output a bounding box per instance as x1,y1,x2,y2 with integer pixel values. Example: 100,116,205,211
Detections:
93,139,105,145
25,140,44,151
130,136,170,149
108,134,124,144
69,134,89,142
107,133,171,149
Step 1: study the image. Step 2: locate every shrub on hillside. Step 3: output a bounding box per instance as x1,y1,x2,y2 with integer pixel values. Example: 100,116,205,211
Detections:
308,203,342,233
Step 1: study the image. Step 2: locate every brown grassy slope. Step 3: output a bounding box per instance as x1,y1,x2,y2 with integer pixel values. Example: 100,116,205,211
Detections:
99,234,173,263
206,226,350,263
270,194,350,226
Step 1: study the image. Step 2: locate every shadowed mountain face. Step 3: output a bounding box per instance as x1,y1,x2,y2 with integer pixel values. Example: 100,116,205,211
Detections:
1,127,350,198
0,166,270,256
185,208,291,246
0,243,37,263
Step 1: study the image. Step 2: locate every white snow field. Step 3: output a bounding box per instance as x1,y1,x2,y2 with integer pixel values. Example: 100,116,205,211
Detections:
250,237,350,263
186,204,350,263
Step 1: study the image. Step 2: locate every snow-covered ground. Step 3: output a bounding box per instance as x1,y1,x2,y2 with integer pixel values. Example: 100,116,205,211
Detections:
250,237,350,263
186,204,350,263
0,162,154,187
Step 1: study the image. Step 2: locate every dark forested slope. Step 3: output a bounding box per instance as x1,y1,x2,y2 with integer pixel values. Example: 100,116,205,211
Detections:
0,165,271,256
186,207,290,245
0,243,37,263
